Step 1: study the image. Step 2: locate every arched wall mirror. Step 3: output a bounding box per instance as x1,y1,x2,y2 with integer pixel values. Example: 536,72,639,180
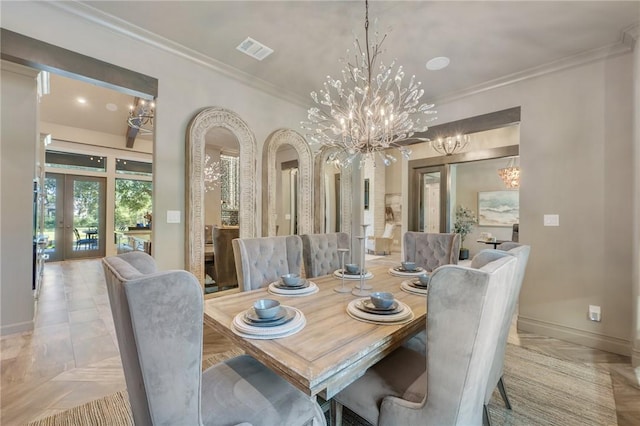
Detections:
186,107,257,290
313,146,352,236
262,129,314,236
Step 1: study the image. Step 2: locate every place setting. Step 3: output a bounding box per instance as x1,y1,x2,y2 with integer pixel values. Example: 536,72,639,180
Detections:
268,273,319,297
333,263,374,280
232,298,306,339
401,272,430,296
346,292,414,325
388,261,427,277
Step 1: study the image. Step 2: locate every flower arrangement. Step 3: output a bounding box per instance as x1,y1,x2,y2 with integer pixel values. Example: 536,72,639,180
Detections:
453,205,477,248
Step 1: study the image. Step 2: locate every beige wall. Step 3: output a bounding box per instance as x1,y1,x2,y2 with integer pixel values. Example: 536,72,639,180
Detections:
632,24,640,367
402,52,635,355
1,1,308,333
1,62,39,334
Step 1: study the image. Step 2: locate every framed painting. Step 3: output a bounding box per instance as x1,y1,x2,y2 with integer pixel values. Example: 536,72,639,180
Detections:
477,190,519,227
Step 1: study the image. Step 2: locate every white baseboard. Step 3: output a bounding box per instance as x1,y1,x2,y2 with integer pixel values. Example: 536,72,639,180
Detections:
518,316,631,356
0,319,34,337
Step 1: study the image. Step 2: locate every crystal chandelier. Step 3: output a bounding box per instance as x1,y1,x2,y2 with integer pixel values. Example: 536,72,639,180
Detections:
204,154,222,192
128,99,154,135
430,134,470,156
301,0,436,168
498,157,520,189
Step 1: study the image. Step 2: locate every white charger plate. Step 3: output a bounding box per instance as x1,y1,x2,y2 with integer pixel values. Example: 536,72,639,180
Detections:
232,306,306,339
268,281,319,297
400,280,428,296
346,298,414,325
388,267,427,277
333,269,374,280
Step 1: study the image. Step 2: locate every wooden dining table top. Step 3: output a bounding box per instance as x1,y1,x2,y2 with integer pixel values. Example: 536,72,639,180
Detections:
203,264,427,399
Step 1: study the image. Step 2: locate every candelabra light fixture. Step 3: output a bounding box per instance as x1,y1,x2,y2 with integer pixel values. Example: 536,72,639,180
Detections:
204,154,222,192
430,134,470,156
498,156,520,189
127,99,155,135
301,0,436,169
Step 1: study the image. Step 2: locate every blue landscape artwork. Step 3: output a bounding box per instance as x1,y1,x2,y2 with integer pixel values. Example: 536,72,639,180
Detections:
477,190,519,227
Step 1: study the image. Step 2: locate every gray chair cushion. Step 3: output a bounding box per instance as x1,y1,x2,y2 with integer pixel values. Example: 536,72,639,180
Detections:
232,235,303,291
403,232,461,272
201,355,324,425
300,232,349,278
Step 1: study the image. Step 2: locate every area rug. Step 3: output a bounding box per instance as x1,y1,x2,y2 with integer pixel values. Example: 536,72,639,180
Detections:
27,344,617,425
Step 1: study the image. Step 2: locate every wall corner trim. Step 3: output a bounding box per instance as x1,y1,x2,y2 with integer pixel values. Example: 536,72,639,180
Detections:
518,316,631,357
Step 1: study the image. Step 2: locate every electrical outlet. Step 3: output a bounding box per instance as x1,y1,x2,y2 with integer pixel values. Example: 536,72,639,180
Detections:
588,305,601,322
543,214,560,226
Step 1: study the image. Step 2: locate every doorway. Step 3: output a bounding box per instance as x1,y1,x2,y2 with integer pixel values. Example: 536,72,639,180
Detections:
44,173,106,261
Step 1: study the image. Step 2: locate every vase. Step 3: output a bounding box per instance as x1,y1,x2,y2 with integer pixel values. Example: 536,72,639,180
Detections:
459,248,469,260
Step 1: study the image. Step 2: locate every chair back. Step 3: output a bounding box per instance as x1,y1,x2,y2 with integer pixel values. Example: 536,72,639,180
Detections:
300,232,349,278
102,252,204,425
73,228,80,241
232,235,303,291
403,232,461,272
483,244,531,405
213,226,240,288
393,254,516,425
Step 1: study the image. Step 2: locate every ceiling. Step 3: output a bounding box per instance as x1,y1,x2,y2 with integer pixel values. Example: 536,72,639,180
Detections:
40,1,638,146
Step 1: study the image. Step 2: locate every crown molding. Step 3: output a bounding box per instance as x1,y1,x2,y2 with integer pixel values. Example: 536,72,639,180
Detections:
47,1,310,108
434,26,637,105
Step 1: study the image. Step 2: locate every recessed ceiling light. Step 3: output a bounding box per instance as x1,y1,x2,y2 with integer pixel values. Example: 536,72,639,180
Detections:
426,56,450,71
106,103,118,112
76,97,87,104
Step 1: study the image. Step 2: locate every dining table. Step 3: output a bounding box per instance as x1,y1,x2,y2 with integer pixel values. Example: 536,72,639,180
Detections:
203,264,427,400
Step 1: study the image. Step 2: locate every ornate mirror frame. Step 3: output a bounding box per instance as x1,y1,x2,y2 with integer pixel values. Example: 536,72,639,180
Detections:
313,146,352,236
185,107,257,286
262,129,314,236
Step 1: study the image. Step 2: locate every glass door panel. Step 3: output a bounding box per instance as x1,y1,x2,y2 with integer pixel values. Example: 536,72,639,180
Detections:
422,172,441,232
43,173,105,260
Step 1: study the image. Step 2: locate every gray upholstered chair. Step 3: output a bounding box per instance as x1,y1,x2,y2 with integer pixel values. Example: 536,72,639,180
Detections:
331,253,517,426
482,243,531,425
366,223,395,255
102,251,325,426
232,235,303,291
213,226,239,289
300,232,349,278
403,232,461,272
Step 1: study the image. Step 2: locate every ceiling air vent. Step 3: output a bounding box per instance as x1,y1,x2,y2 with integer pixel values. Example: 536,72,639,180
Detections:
236,37,273,61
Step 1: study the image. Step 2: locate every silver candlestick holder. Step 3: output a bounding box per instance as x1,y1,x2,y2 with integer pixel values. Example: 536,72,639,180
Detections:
334,248,351,293
352,236,371,296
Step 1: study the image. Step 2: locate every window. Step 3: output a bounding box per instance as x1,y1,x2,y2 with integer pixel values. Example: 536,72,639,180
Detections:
45,150,106,172
115,158,152,176
114,179,152,230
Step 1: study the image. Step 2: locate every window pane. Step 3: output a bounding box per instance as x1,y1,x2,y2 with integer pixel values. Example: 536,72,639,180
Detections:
114,179,153,230
45,150,106,172
116,158,152,176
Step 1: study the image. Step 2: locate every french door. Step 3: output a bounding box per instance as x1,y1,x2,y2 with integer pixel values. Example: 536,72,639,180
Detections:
44,173,106,261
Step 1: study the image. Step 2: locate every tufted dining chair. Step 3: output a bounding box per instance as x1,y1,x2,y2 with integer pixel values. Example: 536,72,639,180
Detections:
300,232,350,278
102,251,325,426
332,253,517,426
403,232,461,272
481,243,531,425
365,223,396,255
232,235,303,291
